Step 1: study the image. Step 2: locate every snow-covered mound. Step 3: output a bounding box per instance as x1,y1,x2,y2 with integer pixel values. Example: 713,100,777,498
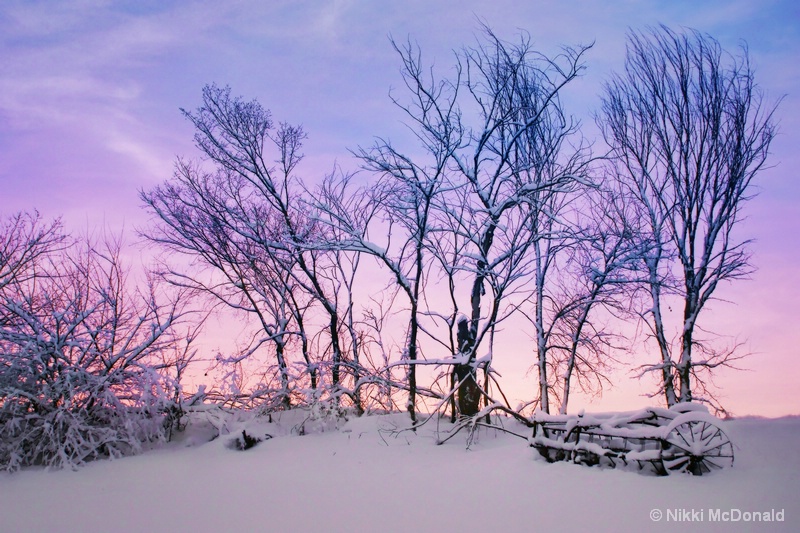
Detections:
0,412,797,532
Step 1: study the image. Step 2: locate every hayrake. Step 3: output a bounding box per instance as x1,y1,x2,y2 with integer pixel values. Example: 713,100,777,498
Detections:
530,403,734,475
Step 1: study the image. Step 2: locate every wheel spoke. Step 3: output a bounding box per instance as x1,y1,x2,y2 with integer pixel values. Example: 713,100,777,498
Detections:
663,440,692,454
675,425,694,449
663,457,689,472
698,441,732,454
700,457,725,470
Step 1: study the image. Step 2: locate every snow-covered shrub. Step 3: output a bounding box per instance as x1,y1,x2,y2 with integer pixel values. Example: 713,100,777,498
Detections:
0,220,190,471
293,387,351,436
0,371,174,470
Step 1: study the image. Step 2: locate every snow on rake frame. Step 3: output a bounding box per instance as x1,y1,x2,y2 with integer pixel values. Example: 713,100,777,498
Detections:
529,403,734,476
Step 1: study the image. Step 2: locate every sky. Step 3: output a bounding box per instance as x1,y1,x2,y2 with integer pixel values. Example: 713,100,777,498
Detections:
1,0,799,417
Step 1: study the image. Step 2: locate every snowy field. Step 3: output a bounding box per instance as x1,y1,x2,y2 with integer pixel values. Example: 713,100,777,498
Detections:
1,412,797,533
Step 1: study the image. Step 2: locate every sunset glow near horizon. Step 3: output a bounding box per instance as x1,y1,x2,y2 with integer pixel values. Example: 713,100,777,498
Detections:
2,1,798,417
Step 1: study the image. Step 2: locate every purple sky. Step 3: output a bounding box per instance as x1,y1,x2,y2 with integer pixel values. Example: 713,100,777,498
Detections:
2,0,798,416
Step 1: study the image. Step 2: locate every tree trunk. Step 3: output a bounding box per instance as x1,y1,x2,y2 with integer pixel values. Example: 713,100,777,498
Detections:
678,293,699,403
407,310,418,423
646,257,677,407
454,365,481,417
275,339,291,409
454,317,480,417
534,242,550,414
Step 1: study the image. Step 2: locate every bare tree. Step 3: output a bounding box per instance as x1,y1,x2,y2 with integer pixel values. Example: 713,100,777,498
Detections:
549,186,637,414
600,25,779,407
143,85,366,411
141,163,304,409
346,41,462,421
311,173,381,413
352,27,593,418
449,28,592,415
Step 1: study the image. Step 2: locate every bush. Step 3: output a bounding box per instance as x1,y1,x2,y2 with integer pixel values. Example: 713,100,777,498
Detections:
0,216,190,471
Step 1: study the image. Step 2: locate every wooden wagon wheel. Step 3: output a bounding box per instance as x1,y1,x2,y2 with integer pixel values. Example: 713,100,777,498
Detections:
661,417,734,475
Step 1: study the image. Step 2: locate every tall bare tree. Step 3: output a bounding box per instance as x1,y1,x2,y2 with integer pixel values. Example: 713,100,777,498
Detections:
549,186,637,414
356,27,593,417
143,85,366,409
451,28,592,415
348,39,462,421
600,25,778,406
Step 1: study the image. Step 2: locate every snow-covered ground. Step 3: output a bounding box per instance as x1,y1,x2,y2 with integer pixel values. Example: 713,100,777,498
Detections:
1,412,797,533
